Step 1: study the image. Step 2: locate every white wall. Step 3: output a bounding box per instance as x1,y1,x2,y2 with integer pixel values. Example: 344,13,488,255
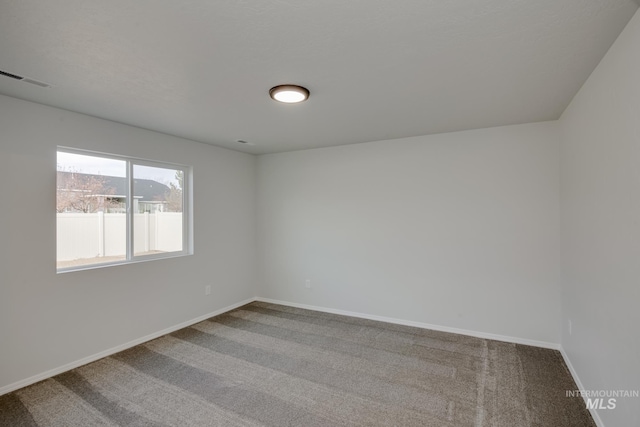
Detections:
560,10,640,427
0,94,257,391
258,122,562,344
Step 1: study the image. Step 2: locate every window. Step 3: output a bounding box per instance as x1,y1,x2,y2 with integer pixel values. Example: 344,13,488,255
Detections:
56,148,191,272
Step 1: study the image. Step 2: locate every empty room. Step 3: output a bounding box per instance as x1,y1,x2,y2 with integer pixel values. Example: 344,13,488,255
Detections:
1,1,639,426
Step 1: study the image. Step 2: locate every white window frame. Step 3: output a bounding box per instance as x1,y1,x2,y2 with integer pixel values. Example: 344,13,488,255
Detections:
57,147,193,273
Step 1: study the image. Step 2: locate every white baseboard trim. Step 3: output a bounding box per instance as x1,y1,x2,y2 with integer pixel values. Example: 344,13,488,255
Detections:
559,348,605,427
0,297,257,397
254,297,561,350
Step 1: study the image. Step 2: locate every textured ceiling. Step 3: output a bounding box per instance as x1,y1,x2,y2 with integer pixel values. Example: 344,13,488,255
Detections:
0,0,637,154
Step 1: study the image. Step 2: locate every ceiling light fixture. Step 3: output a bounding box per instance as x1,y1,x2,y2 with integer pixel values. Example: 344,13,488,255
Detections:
269,84,309,103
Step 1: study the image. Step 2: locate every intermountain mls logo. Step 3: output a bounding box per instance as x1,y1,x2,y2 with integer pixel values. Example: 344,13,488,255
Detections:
566,389,639,410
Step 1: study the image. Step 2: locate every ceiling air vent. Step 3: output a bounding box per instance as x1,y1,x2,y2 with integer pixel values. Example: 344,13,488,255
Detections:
0,69,23,80
22,78,51,88
0,69,51,88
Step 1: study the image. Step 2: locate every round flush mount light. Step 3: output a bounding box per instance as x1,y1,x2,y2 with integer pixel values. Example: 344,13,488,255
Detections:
269,84,309,103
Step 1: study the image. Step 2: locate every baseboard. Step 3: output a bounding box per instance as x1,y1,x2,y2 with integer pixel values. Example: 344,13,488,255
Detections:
0,297,257,397
559,348,606,427
254,297,561,350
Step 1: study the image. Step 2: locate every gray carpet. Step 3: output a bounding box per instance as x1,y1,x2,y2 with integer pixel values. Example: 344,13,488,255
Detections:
0,302,596,426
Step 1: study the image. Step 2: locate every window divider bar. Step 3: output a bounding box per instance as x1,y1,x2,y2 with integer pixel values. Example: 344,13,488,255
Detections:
126,160,134,261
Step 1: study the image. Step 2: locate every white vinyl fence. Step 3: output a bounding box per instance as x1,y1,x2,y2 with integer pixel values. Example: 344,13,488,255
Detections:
57,212,182,261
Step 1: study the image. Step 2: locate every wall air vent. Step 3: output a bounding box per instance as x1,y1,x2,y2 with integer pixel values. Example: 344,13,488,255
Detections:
0,69,51,88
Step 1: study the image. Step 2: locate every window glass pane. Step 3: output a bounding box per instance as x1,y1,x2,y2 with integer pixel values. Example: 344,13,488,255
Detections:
57,152,127,269
133,165,184,256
